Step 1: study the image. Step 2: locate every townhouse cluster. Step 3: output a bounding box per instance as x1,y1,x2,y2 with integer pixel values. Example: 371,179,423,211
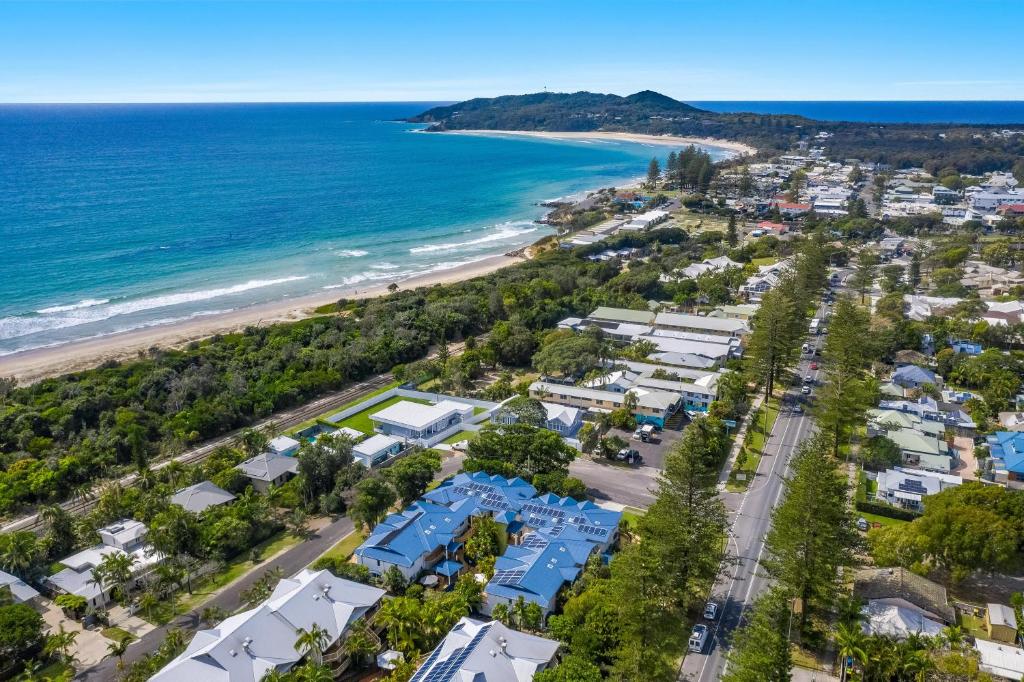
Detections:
354,471,622,618
881,170,1023,227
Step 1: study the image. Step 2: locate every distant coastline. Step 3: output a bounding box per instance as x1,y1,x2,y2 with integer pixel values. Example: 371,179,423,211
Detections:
442,129,757,157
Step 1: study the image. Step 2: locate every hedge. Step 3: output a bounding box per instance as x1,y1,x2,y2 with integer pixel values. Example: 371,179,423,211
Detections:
855,499,920,522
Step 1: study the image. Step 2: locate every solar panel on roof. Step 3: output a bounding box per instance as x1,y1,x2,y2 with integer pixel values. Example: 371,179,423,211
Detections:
415,624,493,682
492,569,526,585
520,535,549,549
898,479,928,494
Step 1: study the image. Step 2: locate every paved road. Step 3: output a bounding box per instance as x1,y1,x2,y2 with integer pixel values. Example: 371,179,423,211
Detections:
680,301,829,682
80,516,356,681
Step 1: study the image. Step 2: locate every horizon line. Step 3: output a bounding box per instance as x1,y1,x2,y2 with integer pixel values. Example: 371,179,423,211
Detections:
2,98,1024,106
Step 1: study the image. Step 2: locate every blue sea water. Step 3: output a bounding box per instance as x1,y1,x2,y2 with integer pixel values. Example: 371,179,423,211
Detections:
691,100,1024,124
0,103,731,356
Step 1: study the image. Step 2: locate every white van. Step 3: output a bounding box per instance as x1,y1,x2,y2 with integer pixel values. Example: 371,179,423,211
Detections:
640,424,655,442
689,624,709,653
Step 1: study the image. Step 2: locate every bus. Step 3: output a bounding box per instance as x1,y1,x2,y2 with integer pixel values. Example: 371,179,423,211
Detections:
810,318,821,335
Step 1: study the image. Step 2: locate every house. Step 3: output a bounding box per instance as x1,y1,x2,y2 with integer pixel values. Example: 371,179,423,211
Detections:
267,435,300,457
422,472,538,518
986,604,1020,644
885,428,956,472
482,530,595,617
170,480,236,514
354,498,476,581
853,567,955,625
998,413,1024,432
352,433,403,468
409,618,559,682
862,600,945,640
529,381,680,428
987,432,1024,489
708,303,759,321
679,256,743,279
891,364,941,389
951,339,984,355
653,312,749,338
638,334,737,366
517,492,622,551
631,374,718,412
585,306,656,326
774,201,811,217
151,569,385,682
0,569,40,604
875,468,961,511
540,403,583,436
867,408,946,439
47,519,161,609
581,369,639,393
879,396,976,434
336,426,366,442
236,451,299,493
370,400,475,444
974,639,1024,681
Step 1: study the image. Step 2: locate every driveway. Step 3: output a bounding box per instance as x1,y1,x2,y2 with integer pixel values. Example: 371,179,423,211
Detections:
951,436,978,480
40,601,114,669
570,457,658,510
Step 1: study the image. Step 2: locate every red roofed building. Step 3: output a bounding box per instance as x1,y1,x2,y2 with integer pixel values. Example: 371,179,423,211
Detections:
773,201,812,217
995,204,1024,217
758,221,788,233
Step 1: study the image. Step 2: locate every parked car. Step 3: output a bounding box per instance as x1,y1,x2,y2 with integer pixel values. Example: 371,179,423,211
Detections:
793,404,804,414
856,517,869,532
703,602,719,620
801,385,812,395
809,362,818,370
617,448,642,465
632,427,644,440
803,375,813,384
640,424,655,442
689,624,709,653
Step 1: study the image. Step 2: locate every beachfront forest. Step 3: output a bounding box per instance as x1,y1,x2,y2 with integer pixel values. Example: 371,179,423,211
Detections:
0,227,790,517
410,91,1024,176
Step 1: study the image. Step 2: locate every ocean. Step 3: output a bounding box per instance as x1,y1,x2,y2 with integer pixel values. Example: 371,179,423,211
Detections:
0,103,730,356
691,100,1024,124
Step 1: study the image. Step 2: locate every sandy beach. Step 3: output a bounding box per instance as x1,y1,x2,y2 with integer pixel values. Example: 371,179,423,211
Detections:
0,254,524,384
447,129,758,157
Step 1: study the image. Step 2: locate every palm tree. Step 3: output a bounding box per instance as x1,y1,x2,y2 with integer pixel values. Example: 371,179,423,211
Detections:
87,565,110,611
293,662,333,682
160,628,187,657
343,620,378,669
0,531,39,578
96,551,137,604
376,597,422,655
106,637,130,668
835,622,868,681
16,659,43,682
294,624,331,666
138,590,160,622
44,624,79,664
201,605,228,626
260,670,290,682
941,625,965,651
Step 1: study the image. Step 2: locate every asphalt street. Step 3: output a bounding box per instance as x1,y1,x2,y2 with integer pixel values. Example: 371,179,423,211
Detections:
680,299,829,682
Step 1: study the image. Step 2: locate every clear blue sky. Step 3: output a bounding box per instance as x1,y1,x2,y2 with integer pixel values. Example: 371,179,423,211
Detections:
2,0,1022,103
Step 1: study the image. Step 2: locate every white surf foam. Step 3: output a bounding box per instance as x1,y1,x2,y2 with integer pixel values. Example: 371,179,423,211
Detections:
409,221,537,254
335,249,369,258
36,298,111,314
0,276,307,341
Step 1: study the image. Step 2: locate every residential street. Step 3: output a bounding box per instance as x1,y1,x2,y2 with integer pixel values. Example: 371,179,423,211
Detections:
680,301,828,681
79,516,356,681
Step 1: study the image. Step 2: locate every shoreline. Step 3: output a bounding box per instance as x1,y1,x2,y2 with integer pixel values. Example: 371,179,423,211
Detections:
443,129,758,157
0,254,524,384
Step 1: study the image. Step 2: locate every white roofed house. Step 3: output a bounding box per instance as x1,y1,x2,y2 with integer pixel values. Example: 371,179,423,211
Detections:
529,381,680,428
150,569,386,682
652,312,749,338
46,519,161,610
352,433,403,468
267,434,301,457
875,468,961,511
370,399,475,446
492,399,584,437
409,617,559,682
0,569,40,605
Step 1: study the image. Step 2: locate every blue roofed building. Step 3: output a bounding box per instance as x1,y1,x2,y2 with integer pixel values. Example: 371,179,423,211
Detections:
354,498,476,581
987,432,1024,489
422,471,537,518
482,530,597,617
950,339,983,356
891,365,941,390
517,492,622,551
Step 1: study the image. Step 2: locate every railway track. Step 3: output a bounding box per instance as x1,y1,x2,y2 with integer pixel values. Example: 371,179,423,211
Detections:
2,372,397,534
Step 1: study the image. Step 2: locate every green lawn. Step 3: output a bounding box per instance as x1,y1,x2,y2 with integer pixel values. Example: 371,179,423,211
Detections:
442,430,479,445
727,398,780,491
38,662,74,679
286,379,402,434
101,626,136,644
751,256,780,267
959,613,988,641
859,511,909,528
331,395,431,434
473,406,488,416
622,507,646,528
319,531,366,562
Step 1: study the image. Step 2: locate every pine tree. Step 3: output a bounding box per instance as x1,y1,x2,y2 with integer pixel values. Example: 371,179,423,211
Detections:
722,587,794,682
745,288,798,399
646,157,661,189
763,432,856,630
909,251,922,289
850,251,879,303
725,214,738,247
738,167,753,196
